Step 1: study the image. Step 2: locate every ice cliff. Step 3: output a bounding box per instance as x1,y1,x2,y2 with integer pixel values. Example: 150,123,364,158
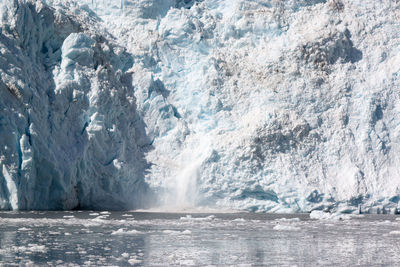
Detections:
1,0,400,213
0,0,150,210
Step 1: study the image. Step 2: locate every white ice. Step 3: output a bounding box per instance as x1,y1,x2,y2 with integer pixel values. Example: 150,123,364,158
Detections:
0,0,400,213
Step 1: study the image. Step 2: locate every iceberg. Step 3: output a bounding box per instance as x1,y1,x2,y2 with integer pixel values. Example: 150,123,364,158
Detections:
0,0,400,213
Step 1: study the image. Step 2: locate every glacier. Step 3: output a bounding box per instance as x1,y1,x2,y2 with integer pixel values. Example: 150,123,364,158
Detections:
0,0,400,213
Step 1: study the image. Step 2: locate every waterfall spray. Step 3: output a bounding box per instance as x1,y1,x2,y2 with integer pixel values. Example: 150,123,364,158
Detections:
161,135,211,211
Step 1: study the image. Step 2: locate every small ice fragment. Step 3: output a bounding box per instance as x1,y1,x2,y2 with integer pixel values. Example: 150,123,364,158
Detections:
163,229,191,235
389,231,400,235
233,218,246,222
92,215,108,220
163,230,181,235
18,227,31,231
100,211,110,215
180,215,215,221
128,257,142,265
121,253,129,258
49,231,61,235
179,259,195,265
111,229,142,235
63,215,74,218
28,245,47,253
180,215,192,220
275,218,300,222
273,224,301,231
310,210,350,221
89,213,100,216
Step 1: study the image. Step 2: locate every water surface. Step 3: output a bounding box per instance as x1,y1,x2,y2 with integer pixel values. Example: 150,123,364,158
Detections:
0,211,399,266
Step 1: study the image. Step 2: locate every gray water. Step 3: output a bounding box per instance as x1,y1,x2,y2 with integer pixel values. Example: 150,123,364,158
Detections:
0,211,399,266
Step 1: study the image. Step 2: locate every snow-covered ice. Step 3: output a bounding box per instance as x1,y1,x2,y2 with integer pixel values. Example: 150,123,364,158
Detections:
0,0,400,213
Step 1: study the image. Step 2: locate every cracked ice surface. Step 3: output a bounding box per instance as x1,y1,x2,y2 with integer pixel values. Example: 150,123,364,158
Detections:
0,0,400,213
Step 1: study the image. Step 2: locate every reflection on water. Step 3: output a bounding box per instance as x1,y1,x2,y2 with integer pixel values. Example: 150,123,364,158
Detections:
0,211,399,266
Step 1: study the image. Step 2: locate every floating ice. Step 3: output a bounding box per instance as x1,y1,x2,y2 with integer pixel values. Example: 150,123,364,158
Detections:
128,257,142,265
309,210,351,221
274,218,301,222
17,227,31,231
111,228,142,235
179,215,215,221
273,224,301,231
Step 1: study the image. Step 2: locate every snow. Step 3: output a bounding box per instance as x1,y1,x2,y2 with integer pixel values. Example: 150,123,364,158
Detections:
0,0,400,213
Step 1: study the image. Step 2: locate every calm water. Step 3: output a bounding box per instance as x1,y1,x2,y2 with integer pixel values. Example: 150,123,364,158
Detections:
0,211,399,266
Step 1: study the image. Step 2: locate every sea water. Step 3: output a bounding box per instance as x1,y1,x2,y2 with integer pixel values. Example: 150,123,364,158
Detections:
0,211,399,266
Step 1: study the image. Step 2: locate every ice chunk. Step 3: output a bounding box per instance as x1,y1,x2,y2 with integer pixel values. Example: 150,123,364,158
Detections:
111,229,142,235
310,211,351,221
273,224,301,231
61,33,95,68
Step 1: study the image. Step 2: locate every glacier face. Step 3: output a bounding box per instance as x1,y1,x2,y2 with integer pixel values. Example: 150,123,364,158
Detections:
1,0,400,213
0,0,150,210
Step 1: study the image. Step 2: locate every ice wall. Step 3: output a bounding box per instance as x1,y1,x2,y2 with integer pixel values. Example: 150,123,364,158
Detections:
95,0,400,213
1,0,400,213
0,0,150,210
